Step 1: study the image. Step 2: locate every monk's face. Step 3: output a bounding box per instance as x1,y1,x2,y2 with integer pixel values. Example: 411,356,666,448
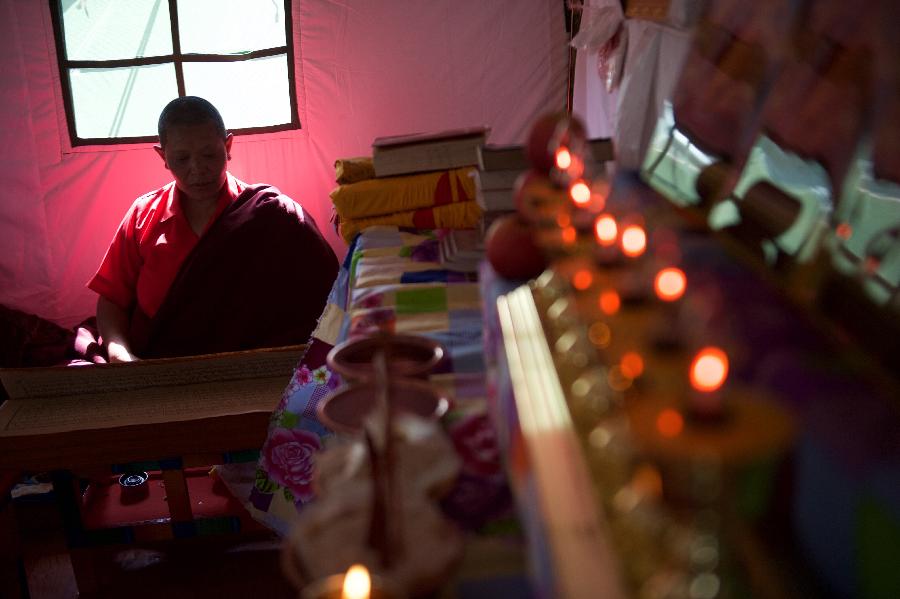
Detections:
154,122,233,202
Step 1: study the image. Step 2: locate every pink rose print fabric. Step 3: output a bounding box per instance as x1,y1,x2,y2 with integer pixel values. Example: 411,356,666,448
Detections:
259,428,322,503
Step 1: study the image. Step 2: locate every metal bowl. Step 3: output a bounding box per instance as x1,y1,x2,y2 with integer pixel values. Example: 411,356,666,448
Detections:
326,333,444,381
317,377,450,435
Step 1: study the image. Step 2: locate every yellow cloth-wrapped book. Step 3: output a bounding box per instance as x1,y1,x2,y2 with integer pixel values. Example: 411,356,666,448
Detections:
330,167,477,220
334,157,376,185
339,201,482,244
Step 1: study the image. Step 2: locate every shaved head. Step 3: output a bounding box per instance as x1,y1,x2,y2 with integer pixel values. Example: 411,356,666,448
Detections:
157,96,227,148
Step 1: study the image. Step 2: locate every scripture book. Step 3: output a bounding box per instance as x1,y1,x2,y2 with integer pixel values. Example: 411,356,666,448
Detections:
476,187,516,212
587,138,615,164
372,126,489,177
475,144,527,213
0,345,305,468
477,144,529,171
478,139,613,172
475,168,523,191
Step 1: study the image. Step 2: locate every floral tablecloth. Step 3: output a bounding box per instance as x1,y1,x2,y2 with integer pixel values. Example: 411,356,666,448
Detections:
245,226,511,536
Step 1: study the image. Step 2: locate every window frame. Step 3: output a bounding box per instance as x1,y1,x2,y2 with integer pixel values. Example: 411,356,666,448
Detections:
49,0,299,146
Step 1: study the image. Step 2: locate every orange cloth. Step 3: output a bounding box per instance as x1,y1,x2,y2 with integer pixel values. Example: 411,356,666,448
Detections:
339,201,482,244
333,156,376,184
330,167,477,221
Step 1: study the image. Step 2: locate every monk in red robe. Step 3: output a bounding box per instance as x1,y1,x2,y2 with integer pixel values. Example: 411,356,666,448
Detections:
87,96,338,361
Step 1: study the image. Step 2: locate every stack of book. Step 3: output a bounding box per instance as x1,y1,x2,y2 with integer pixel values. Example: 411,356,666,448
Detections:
475,144,529,212
475,144,530,235
475,138,615,235
584,137,615,173
372,126,489,178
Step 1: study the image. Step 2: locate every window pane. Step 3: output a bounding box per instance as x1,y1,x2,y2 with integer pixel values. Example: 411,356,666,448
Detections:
183,55,292,129
61,0,173,60
70,64,178,138
178,0,287,55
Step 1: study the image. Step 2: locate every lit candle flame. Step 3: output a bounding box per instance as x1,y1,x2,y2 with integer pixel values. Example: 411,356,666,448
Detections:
594,215,617,246
570,180,591,206
598,289,620,315
621,225,647,258
555,147,572,169
342,564,371,599
656,408,684,438
573,268,593,290
689,347,729,392
588,321,612,347
654,267,687,302
620,351,644,379
835,222,852,240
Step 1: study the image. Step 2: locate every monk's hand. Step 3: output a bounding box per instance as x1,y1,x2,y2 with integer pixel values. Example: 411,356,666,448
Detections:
107,341,137,363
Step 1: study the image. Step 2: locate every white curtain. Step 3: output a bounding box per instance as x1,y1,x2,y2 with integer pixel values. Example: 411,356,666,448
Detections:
0,0,567,326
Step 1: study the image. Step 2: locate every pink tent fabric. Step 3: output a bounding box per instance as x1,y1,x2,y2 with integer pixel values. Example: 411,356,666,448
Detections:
0,0,566,326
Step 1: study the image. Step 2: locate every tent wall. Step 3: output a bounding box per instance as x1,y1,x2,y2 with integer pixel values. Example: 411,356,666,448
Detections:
0,0,566,326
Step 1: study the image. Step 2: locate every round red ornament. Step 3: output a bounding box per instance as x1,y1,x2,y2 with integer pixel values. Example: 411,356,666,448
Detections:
485,214,548,280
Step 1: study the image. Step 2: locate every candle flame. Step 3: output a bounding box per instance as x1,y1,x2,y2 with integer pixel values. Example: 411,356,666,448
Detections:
342,564,371,599
588,321,612,347
656,408,684,438
620,351,644,378
555,147,572,169
654,267,687,302
864,256,881,273
570,180,591,205
573,268,593,290
690,347,729,392
594,215,617,246
632,464,663,498
621,225,647,258
835,222,852,240
598,289,620,315
606,366,633,391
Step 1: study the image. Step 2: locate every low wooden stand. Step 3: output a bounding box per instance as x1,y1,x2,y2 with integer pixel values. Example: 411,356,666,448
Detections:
0,346,304,597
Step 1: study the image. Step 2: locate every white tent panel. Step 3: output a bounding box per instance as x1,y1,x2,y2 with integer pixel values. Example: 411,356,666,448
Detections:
0,0,566,326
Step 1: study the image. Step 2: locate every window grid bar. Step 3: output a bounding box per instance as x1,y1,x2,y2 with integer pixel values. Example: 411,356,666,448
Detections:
71,122,301,147
49,0,80,147
167,0,186,97
65,47,290,70
283,0,299,128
